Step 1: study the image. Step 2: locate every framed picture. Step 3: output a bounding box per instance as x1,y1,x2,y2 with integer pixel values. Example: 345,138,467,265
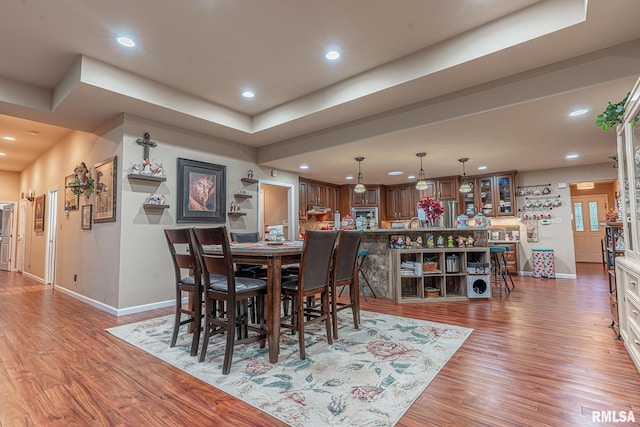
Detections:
177,157,226,223
93,156,117,223
34,194,45,231
81,205,92,230
64,174,79,210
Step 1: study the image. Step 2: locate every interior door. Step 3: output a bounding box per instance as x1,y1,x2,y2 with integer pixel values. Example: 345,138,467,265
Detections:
17,200,26,272
0,204,14,271
572,194,607,263
45,189,58,284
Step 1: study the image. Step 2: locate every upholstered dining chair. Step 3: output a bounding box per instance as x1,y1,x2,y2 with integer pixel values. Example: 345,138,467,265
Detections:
280,230,338,359
230,231,267,278
164,228,203,357
330,230,363,339
191,226,268,374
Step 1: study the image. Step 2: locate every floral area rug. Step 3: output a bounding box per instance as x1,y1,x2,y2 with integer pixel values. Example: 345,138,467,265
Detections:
107,311,472,426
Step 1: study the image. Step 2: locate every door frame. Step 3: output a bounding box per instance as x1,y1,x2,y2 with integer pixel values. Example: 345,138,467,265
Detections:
0,201,17,271
257,180,295,241
571,193,608,263
45,187,59,285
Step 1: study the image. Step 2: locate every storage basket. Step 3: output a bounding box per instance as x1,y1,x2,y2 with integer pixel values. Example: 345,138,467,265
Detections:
423,261,438,271
425,287,440,298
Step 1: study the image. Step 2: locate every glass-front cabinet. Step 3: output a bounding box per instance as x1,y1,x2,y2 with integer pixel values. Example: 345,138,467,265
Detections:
618,77,640,259
462,172,515,217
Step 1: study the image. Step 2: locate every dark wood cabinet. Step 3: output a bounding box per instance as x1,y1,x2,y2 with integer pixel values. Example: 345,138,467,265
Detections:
351,185,379,207
437,176,459,200
417,181,437,200
299,178,339,218
385,184,415,220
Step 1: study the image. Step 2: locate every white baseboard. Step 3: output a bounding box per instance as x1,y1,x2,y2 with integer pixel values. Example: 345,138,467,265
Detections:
518,271,576,279
22,271,45,283
53,285,184,317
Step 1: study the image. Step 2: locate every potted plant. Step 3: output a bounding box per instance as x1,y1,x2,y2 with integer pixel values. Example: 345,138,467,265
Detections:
596,92,639,131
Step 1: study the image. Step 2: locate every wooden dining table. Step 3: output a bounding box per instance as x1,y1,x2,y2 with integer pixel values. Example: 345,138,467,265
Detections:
205,241,303,363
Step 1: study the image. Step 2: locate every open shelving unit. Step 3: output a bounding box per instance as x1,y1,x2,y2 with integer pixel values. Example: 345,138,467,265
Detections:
390,247,489,303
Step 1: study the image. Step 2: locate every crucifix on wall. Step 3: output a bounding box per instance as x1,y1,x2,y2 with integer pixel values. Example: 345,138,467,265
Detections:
135,132,157,162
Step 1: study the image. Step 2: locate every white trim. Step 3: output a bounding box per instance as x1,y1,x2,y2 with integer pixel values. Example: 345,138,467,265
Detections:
518,271,576,279
22,270,44,283
53,285,184,316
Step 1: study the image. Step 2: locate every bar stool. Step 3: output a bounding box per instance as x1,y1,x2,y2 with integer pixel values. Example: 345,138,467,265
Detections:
490,246,513,297
342,248,377,301
357,248,377,301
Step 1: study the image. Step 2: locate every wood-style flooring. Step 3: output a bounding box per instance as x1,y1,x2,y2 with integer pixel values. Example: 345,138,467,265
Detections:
1,264,639,426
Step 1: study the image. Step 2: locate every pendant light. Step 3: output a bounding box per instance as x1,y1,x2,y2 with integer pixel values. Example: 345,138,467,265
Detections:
354,156,366,194
415,152,429,191
458,157,473,193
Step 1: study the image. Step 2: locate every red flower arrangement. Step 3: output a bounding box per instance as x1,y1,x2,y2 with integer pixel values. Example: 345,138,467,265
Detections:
417,197,444,223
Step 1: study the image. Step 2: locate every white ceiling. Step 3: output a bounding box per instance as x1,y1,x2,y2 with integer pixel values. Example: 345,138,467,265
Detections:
0,0,638,184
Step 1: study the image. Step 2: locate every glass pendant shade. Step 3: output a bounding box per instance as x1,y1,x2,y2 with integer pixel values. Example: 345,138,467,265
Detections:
354,157,366,193
415,152,428,190
458,157,473,193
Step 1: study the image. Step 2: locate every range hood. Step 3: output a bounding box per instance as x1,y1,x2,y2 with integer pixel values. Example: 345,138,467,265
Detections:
306,205,332,215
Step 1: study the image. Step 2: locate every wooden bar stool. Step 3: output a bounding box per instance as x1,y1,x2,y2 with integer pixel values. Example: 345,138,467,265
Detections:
490,246,513,297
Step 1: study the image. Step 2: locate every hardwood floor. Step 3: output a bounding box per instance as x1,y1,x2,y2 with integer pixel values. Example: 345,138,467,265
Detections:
1,264,639,426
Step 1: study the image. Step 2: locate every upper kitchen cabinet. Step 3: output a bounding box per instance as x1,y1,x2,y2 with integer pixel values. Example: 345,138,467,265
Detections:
385,184,416,220
437,176,459,200
462,172,516,217
299,178,339,219
351,185,380,208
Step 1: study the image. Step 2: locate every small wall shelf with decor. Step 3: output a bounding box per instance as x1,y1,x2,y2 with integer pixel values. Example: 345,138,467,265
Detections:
241,177,258,185
143,203,170,209
128,174,167,182
234,193,253,200
228,212,247,217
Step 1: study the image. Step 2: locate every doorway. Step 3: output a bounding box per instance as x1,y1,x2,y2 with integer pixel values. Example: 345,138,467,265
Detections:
258,181,295,240
570,180,617,264
0,203,15,271
45,188,58,284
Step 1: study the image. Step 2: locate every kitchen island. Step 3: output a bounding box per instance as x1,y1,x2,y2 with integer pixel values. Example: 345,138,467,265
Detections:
358,228,489,301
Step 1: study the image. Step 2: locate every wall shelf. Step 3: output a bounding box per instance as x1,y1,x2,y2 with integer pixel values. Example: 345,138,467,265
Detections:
128,174,167,182
234,193,253,199
143,204,169,209
241,177,258,185
228,212,247,217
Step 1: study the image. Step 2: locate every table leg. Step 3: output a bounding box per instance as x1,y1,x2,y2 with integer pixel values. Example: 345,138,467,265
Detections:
267,257,282,363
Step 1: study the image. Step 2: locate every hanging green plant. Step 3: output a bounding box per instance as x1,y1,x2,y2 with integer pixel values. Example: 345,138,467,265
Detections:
596,92,639,131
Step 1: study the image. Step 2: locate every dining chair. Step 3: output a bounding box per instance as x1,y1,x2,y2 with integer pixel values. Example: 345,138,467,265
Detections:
230,231,268,278
164,228,203,357
330,230,363,339
191,226,268,374
280,230,338,359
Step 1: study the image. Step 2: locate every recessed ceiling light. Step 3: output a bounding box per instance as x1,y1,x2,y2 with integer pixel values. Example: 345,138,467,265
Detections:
569,108,588,117
3,136,15,141
116,36,136,48
387,171,404,176
325,50,341,61
299,164,309,169
346,176,353,180
242,90,255,98
477,165,487,170
407,175,416,180
566,154,579,159
0,152,5,156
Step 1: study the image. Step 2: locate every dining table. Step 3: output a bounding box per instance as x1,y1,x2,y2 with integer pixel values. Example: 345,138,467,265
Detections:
205,241,303,363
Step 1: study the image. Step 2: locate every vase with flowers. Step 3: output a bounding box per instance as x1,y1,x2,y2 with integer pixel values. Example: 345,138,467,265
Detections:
417,197,444,227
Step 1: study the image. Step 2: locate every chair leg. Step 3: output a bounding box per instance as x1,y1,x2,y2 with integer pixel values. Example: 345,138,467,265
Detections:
222,314,236,375
331,285,339,340
323,289,333,345
190,292,201,356
351,283,360,330
297,297,306,359
199,297,214,363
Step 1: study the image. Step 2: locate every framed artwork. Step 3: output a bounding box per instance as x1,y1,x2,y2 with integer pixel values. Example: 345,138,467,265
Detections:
93,156,117,223
526,220,538,243
81,205,92,230
34,194,45,231
177,157,226,223
64,174,79,210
